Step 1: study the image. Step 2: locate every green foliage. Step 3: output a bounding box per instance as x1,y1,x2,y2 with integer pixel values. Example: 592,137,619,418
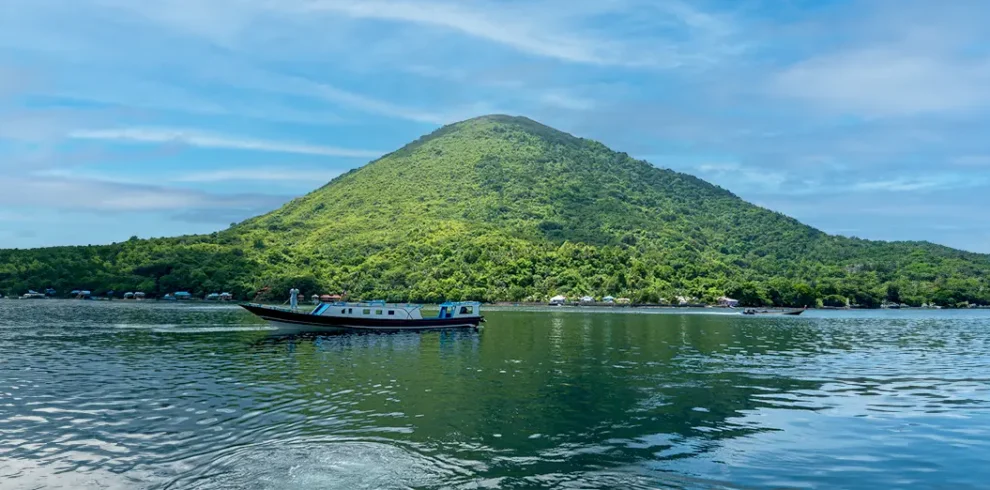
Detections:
2,115,989,307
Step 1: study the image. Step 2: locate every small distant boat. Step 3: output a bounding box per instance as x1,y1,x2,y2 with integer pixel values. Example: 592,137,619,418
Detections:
240,300,484,333
742,308,805,316
20,290,47,300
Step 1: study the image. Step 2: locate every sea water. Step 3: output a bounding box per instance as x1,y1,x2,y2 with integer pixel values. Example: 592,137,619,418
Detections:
1,300,988,489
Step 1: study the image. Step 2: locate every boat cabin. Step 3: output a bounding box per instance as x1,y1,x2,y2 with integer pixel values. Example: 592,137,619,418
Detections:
309,300,481,321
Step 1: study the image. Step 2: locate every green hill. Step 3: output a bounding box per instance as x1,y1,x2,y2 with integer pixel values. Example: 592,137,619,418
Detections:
2,115,988,307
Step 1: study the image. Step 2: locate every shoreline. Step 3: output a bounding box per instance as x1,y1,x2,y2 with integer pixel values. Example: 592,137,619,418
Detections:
3,297,986,310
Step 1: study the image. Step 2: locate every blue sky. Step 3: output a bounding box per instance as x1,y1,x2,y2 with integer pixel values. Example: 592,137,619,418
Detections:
1,0,988,253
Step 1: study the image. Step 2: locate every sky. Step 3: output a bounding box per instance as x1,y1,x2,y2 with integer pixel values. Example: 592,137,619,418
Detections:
1,0,988,253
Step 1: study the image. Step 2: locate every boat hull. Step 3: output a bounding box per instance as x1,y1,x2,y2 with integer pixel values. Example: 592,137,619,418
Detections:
742,309,805,316
240,303,483,332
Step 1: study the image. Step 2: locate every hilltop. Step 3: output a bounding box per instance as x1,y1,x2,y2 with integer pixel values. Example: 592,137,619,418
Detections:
1,115,988,307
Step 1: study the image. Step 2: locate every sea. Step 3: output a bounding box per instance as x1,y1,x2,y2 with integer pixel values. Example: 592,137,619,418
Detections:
1,300,988,489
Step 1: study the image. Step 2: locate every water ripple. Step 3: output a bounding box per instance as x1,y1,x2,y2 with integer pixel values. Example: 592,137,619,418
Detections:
1,301,989,488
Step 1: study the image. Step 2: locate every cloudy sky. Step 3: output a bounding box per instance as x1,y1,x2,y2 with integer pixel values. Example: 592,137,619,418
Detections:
1,0,988,252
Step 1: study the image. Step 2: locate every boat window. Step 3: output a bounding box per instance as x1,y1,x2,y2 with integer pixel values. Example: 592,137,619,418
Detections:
375,309,383,315
459,306,471,314
388,310,395,315
363,309,370,315
348,308,352,314
341,309,346,314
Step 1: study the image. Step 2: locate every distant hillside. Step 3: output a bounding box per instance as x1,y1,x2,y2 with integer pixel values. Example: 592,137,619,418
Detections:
2,115,988,307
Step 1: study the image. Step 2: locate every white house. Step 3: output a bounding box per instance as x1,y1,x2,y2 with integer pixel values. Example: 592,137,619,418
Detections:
718,296,740,307
603,296,615,303
549,295,567,305
580,295,594,303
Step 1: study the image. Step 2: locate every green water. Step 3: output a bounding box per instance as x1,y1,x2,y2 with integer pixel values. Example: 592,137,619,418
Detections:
1,301,988,489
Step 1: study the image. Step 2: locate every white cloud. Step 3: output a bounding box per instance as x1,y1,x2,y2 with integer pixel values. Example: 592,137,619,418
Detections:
773,49,990,117
85,0,741,68
849,175,985,193
693,162,788,192
68,128,383,158
0,175,289,212
257,74,455,124
298,0,618,65
172,168,343,183
952,155,990,166
539,92,595,111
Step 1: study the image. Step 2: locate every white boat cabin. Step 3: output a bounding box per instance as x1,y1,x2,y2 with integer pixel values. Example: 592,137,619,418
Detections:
308,300,481,319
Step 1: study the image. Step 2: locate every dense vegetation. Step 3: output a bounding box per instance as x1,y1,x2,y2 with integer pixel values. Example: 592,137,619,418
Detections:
2,115,988,307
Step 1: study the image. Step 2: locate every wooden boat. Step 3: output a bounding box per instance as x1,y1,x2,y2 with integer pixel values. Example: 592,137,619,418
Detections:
741,308,805,316
240,300,484,333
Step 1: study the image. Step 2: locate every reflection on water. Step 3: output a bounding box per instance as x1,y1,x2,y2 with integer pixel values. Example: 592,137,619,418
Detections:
1,300,989,489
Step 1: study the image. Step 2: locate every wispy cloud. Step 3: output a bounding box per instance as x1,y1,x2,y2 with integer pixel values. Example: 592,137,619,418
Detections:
694,162,788,192
952,155,990,166
0,175,291,213
172,168,343,183
297,0,620,65
539,91,596,111
69,128,383,158
91,0,743,68
256,74,482,124
773,49,990,117
850,175,986,193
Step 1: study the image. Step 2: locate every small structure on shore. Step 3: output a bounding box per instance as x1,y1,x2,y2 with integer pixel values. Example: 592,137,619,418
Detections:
220,292,233,301
134,292,146,300
616,298,631,304
175,292,192,300
123,292,135,299
205,293,220,301
579,296,594,304
311,294,320,305
603,296,615,304
163,294,175,301
549,295,567,306
718,296,740,307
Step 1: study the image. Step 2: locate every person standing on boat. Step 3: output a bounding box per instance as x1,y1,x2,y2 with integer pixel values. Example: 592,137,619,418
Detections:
289,287,299,310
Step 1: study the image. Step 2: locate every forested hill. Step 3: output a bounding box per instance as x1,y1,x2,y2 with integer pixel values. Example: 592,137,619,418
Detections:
2,115,988,307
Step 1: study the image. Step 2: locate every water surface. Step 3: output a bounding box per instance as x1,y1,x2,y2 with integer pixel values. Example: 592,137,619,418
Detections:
1,301,989,488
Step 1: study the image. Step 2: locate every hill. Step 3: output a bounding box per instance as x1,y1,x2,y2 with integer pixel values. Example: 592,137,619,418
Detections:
2,115,988,307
